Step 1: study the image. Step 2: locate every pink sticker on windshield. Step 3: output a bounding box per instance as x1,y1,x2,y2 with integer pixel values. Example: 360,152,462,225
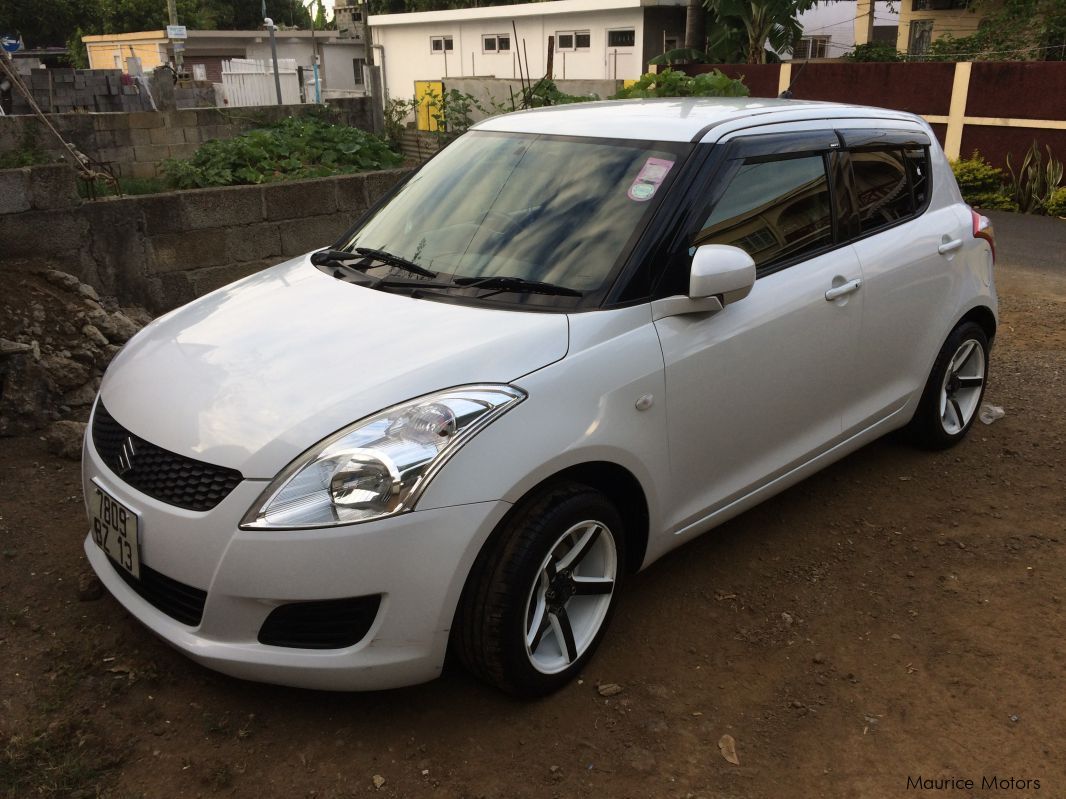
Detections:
628,157,675,202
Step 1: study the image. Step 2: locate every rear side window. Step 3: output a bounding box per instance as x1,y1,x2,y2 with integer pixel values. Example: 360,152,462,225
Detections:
695,154,833,270
850,146,931,235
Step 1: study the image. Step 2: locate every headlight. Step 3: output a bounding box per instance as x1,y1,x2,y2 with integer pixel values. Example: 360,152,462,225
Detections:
240,385,525,529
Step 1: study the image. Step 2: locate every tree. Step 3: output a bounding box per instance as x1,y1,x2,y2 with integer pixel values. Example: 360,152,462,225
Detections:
703,0,817,64
924,0,1066,61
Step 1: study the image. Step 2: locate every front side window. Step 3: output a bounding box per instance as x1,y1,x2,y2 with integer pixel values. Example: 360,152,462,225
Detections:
482,34,510,52
696,155,833,270
607,29,636,48
430,35,454,53
341,131,690,306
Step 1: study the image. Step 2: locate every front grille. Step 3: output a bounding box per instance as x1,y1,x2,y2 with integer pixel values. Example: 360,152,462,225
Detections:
258,595,382,649
111,560,207,626
92,402,243,512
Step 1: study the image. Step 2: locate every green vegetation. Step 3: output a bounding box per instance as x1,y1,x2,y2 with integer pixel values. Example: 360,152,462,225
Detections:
952,145,1065,215
1047,187,1066,217
77,175,168,198
843,42,904,62
160,116,402,189
951,152,1019,211
923,0,1066,61
1006,142,1064,213
612,68,750,99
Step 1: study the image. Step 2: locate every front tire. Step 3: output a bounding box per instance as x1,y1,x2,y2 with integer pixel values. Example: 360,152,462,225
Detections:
908,321,989,449
454,482,624,697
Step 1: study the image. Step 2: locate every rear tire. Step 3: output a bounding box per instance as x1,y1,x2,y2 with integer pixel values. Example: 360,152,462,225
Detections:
454,482,624,697
908,321,989,450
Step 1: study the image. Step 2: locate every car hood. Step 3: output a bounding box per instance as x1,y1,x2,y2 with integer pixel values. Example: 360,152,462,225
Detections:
99,257,569,478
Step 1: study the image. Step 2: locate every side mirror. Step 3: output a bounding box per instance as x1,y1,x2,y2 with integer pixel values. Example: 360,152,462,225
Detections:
651,244,756,320
690,244,756,305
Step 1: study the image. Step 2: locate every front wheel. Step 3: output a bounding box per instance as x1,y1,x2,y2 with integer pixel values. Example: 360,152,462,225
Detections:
454,483,624,697
908,321,990,449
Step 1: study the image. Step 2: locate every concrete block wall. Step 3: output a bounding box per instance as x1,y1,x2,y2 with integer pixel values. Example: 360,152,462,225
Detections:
0,97,377,180
12,68,145,115
0,163,413,313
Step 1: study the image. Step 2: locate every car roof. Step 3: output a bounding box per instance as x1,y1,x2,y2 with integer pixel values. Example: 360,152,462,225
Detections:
472,97,922,143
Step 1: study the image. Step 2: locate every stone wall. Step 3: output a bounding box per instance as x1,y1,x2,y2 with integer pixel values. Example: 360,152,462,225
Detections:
0,97,377,180
0,163,413,313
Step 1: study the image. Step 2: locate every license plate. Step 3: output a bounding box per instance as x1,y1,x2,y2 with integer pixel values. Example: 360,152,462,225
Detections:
90,484,140,579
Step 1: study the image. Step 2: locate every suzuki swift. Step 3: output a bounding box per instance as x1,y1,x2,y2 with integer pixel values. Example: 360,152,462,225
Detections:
83,98,997,696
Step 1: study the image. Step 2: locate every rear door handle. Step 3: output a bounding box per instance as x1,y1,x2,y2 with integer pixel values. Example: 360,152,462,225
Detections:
938,239,964,255
825,278,862,301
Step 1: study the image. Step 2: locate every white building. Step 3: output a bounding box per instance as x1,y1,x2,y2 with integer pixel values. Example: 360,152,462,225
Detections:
368,0,686,102
784,1,898,60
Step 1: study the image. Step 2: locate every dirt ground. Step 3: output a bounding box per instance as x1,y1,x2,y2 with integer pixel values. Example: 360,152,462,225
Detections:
2,255,1064,799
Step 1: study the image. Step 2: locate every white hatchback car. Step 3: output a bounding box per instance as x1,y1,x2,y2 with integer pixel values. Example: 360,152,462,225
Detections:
83,98,997,696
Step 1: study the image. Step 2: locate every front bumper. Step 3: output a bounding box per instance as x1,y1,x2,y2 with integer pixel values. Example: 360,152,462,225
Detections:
83,430,510,691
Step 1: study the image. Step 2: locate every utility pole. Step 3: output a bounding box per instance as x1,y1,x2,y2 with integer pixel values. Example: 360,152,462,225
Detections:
265,17,284,105
166,0,183,76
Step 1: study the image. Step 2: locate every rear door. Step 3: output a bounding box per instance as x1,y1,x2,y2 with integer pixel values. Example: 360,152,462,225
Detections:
653,131,864,534
837,129,967,431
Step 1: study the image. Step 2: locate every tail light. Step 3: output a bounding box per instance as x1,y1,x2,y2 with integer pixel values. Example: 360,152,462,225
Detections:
971,210,995,263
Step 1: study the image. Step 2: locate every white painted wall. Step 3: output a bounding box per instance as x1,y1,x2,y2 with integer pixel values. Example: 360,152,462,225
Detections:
777,0,898,59
245,37,366,92
370,0,655,104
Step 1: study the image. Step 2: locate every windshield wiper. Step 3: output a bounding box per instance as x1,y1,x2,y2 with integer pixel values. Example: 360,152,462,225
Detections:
310,247,438,279
354,247,438,278
453,275,583,298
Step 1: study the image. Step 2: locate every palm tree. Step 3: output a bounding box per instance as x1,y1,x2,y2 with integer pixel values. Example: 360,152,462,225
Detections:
704,0,817,63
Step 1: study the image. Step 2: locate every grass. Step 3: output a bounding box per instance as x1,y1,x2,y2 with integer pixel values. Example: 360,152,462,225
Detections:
0,718,122,799
77,176,169,199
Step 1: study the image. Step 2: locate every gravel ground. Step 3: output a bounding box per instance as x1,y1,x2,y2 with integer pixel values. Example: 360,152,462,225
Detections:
1,233,1063,799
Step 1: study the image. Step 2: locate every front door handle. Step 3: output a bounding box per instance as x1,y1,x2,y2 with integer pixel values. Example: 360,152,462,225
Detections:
825,278,862,301
938,239,964,255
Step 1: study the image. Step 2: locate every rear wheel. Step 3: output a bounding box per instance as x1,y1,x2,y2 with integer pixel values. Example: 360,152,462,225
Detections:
454,482,624,696
908,321,989,449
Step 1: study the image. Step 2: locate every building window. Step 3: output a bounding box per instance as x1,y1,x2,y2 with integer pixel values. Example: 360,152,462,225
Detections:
191,63,207,81
556,30,591,51
482,34,510,52
607,29,636,48
912,0,968,9
353,57,365,85
430,35,454,53
908,20,934,55
793,36,830,59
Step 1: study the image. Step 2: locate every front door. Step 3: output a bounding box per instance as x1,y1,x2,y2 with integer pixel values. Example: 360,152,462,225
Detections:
654,141,863,534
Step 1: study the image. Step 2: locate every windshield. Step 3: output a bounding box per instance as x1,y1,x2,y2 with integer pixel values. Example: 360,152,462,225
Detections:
338,130,690,307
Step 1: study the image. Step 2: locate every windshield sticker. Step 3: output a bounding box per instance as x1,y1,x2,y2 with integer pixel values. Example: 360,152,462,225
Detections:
627,157,675,202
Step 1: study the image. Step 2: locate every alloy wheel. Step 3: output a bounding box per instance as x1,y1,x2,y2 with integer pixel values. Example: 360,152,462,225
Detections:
523,520,617,674
939,338,986,435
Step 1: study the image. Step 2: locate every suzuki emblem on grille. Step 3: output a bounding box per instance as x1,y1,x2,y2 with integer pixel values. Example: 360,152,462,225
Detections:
117,436,137,474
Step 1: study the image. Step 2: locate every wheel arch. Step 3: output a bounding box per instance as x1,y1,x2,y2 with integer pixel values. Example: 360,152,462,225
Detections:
957,304,997,343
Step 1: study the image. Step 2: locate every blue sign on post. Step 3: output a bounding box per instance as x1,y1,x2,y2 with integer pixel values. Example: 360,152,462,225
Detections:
1,34,23,53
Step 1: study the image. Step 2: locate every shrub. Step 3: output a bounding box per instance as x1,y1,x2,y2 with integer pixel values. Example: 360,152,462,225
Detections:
161,116,402,189
1006,141,1064,215
612,68,749,99
842,42,903,62
1046,187,1066,217
951,152,1017,211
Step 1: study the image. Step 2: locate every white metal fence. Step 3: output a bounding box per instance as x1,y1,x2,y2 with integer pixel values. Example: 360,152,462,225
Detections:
221,58,302,107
